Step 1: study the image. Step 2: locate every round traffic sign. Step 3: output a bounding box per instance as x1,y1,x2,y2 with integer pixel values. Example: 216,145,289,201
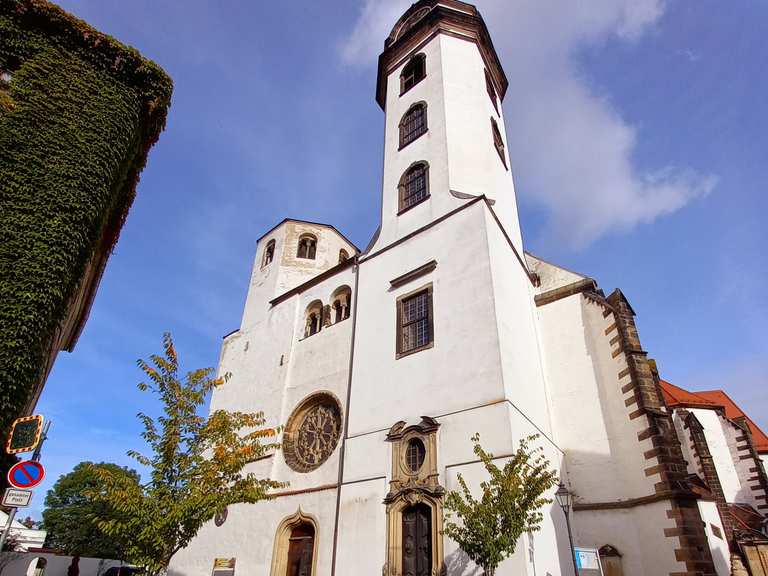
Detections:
7,460,45,489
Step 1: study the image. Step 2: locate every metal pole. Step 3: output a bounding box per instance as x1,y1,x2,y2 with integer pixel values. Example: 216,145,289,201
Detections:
31,420,51,462
563,508,579,576
0,507,18,551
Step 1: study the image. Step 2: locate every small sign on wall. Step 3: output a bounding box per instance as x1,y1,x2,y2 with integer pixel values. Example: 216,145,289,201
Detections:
212,558,235,576
574,548,603,575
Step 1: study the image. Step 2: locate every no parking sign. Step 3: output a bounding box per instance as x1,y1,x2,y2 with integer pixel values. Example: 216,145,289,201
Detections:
7,460,45,489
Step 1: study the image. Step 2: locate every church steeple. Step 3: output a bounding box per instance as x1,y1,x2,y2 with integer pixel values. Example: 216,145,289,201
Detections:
368,0,524,254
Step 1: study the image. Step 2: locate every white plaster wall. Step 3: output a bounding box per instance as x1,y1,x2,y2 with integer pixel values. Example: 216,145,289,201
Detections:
573,502,687,576
334,478,388,576
441,35,522,250
762,454,768,479
526,254,588,294
672,410,701,477
690,408,744,502
539,294,659,502
698,499,731,576
351,201,505,436
483,209,552,436
168,490,338,576
0,554,121,576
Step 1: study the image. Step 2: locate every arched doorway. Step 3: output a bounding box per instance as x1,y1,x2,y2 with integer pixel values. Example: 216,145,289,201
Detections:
270,509,319,576
402,503,432,576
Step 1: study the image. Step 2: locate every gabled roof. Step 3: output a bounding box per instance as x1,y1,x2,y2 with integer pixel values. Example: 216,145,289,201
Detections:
660,380,768,454
695,390,768,454
659,380,721,410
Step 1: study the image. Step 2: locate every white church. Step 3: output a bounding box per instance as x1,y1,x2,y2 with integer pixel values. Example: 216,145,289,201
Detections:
169,2,768,575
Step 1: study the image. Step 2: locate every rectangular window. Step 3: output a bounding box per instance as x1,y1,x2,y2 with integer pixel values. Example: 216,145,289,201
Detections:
397,286,433,357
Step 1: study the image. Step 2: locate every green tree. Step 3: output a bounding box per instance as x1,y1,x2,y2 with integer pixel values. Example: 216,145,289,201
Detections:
444,434,558,576
42,461,138,558
88,333,283,575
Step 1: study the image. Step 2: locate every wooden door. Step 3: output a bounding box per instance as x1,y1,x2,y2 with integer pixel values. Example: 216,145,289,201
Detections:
286,523,314,576
402,504,432,576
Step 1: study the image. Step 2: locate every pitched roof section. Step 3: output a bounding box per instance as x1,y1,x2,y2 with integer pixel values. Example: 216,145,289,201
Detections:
659,380,720,409
660,380,768,454
695,390,768,454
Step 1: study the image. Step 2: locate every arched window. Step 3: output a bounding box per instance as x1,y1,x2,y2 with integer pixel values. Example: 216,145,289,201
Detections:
297,234,317,259
402,503,432,576
304,301,323,337
599,545,624,576
338,249,349,263
330,286,352,324
400,54,426,94
398,162,429,213
491,117,507,168
485,69,498,114
263,239,276,267
399,102,427,148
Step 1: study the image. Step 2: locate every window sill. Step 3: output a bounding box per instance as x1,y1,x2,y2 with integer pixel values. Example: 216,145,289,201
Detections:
396,341,434,360
397,194,430,216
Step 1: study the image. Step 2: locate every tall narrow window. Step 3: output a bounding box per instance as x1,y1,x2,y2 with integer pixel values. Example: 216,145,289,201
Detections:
297,234,317,259
286,523,315,576
399,102,427,148
491,118,507,169
263,239,276,267
485,69,499,114
398,162,429,213
397,286,433,357
400,54,426,94
330,286,352,324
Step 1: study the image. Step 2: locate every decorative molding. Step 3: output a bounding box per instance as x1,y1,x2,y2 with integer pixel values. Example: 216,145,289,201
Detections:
283,391,343,473
534,278,598,307
390,261,437,289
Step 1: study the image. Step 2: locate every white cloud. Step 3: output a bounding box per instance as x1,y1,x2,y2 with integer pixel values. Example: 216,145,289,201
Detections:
340,0,716,248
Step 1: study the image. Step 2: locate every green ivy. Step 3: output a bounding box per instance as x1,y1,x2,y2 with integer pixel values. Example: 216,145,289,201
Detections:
0,1,172,439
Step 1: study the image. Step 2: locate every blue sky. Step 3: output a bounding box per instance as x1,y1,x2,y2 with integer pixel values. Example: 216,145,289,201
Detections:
32,0,767,518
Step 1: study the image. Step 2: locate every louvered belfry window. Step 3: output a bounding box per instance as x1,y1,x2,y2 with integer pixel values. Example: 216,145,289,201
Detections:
491,118,507,168
400,54,426,94
399,163,429,213
399,103,427,148
398,287,433,356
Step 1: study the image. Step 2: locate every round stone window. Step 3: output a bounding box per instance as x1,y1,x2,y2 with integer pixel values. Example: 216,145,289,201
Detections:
283,392,342,473
405,438,426,473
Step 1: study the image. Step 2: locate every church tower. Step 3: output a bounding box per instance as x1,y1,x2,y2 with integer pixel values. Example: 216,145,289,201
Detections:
370,1,523,253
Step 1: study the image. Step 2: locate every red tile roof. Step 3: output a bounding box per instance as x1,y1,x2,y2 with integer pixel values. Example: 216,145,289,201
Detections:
659,380,721,409
659,380,768,454
695,390,768,454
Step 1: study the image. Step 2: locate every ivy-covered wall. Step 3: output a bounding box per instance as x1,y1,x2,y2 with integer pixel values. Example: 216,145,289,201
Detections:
0,1,172,441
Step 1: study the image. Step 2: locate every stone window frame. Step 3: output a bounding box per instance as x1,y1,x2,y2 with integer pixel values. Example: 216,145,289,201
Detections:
329,285,352,325
491,117,507,169
395,283,434,359
397,161,430,215
282,391,343,473
399,101,428,149
269,508,319,576
297,233,317,260
400,53,426,96
262,239,276,268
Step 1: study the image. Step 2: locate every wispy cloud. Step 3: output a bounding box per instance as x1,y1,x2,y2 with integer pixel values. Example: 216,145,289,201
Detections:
339,0,716,248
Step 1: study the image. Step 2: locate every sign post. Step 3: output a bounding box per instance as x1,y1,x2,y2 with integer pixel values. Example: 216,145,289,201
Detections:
0,418,49,551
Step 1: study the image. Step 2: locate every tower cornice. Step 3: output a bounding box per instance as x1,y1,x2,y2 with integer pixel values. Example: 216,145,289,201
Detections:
376,0,508,110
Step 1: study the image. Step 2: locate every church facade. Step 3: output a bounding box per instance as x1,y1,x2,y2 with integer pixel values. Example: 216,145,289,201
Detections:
169,2,766,575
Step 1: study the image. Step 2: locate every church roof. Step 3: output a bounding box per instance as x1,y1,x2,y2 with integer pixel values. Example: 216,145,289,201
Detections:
660,380,768,453
695,389,768,454
659,379,720,409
